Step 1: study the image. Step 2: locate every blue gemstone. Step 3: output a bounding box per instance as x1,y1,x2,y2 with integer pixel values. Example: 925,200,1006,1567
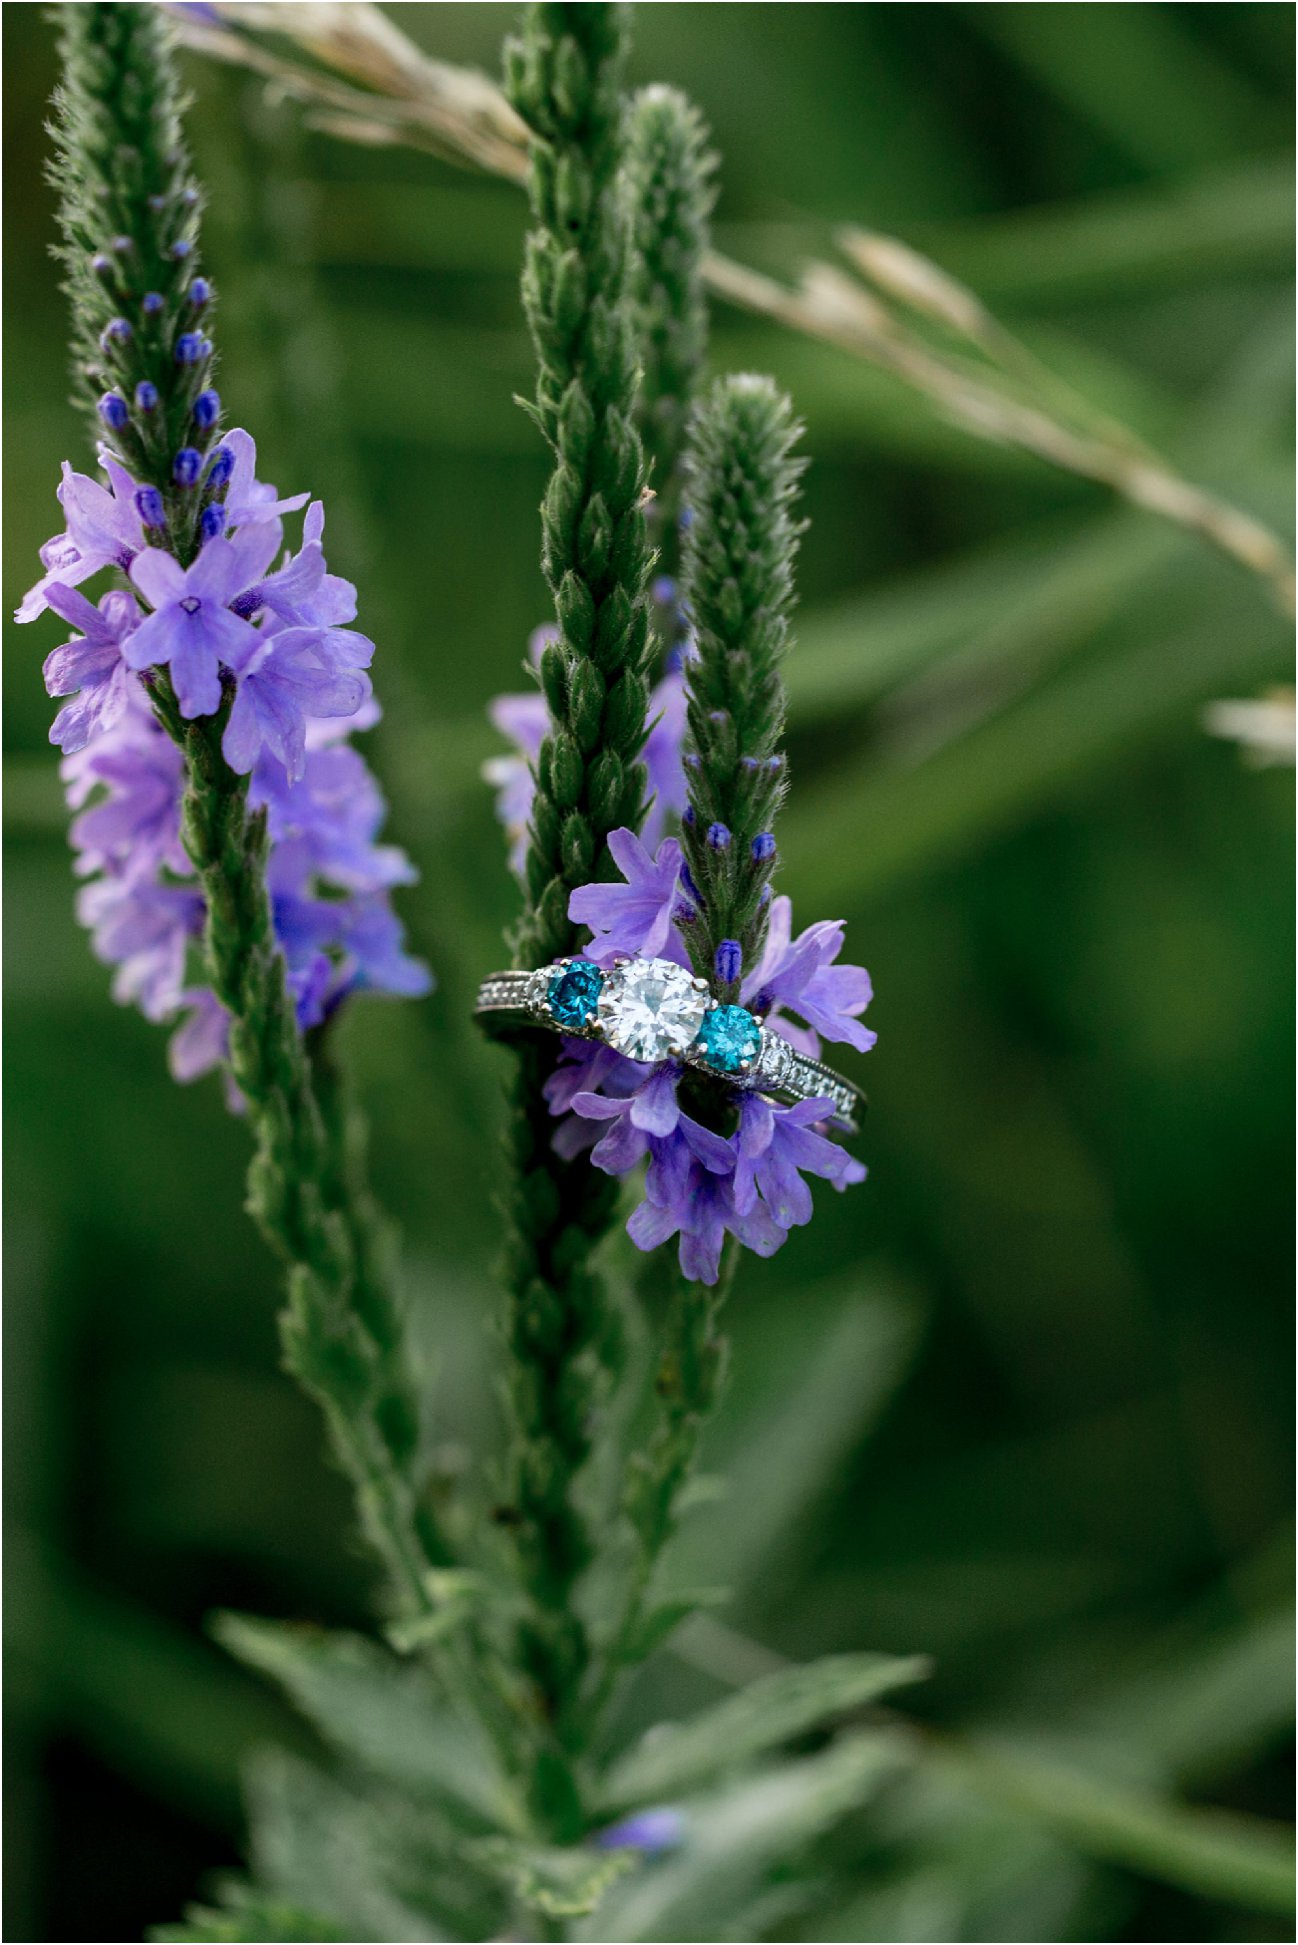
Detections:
547,958,604,1031
694,1004,761,1075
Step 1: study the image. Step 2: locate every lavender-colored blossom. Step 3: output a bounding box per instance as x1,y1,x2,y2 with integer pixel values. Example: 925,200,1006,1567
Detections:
219,427,309,529
76,869,203,1022
17,456,145,623
732,1093,866,1228
336,894,433,1001
30,436,429,1101
594,1807,687,1854
554,843,874,1278
168,986,230,1083
542,1037,646,1157
42,584,142,753
640,662,689,841
630,1146,785,1286
741,894,876,1055
233,523,327,626
568,828,685,966
125,536,263,716
62,686,188,877
222,627,369,781
286,503,375,669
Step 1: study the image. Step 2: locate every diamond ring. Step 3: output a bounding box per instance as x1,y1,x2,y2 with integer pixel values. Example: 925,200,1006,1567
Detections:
474,955,864,1132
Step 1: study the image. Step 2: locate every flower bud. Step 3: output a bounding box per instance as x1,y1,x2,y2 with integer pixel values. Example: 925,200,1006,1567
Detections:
173,447,202,487
706,822,731,851
205,446,234,489
169,238,192,260
199,503,227,543
142,291,164,316
192,388,220,430
97,392,129,430
751,831,776,861
715,939,742,984
134,380,159,413
135,486,165,529
174,332,204,365
189,277,211,308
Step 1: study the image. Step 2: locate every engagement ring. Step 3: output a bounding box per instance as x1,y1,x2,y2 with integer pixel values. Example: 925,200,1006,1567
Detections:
474,954,864,1132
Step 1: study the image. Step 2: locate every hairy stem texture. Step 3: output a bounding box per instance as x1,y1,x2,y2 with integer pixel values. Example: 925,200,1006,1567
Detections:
498,0,655,1832
679,375,805,1001
626,84,716,652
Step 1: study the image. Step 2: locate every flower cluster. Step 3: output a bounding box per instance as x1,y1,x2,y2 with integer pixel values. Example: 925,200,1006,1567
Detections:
544,821,873,1284
20,433,429,1093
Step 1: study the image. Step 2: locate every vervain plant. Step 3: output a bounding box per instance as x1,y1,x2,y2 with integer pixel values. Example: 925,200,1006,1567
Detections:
25,7,925,1940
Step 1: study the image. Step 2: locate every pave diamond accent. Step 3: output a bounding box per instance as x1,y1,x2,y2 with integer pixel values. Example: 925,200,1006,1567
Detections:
598,958,708,1063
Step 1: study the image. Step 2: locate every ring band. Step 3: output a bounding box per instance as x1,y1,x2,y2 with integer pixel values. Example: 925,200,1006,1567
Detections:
474,955,864,1132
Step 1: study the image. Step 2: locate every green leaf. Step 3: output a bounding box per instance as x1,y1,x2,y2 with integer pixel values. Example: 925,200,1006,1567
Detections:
600,1651,929,1814
945,1741,1296,1919
245,1748,500,1942
580,1733,911,1942
212,1613,504,1824
468,1837,636,1918
151,1879,345,1942
623,1587,731,1663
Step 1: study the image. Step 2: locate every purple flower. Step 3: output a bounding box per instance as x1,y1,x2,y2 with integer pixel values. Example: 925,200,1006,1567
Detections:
42,585,142,753
250,727,415,894
733,1094,866,1229
286,504,374,668
218,427,309,529
335,893,432,1001
17,457,145,623
231,522,327,626
742,895,876,1055
168,987,230,1083
641,662,689,844
29,439,430,1099
568,828,687,966
62,687,188,877
594,1808,687,1854
125,536,263,716
545,878,874,1279
76,869,203,1022
222,627,370,781
630,1148,785,1286
484,691,549,876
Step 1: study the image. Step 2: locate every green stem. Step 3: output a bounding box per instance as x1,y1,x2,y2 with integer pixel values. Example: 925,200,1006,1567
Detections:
496,1,656,1834
627,85,716,662
588,1242,736,1732
152,676,445,1614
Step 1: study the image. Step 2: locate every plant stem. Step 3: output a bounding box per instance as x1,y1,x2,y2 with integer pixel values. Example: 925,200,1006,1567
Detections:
497,0,656,1834
627,85,716,661
587,1242,737,1731
679,375,805,999
151,678,445,1611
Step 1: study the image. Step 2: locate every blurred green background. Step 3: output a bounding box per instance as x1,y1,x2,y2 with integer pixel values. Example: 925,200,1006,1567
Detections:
4,4,1293,1941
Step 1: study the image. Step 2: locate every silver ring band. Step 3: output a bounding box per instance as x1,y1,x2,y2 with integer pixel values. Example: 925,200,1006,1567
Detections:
475,956,864,1133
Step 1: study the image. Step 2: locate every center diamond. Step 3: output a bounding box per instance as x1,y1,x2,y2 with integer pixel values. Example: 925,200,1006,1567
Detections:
597,958,708,1063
